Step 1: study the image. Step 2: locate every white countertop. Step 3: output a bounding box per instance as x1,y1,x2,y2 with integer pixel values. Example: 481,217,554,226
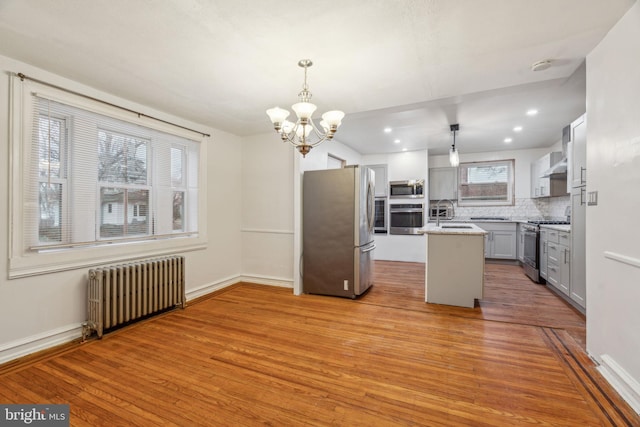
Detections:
421,223,488,236
539,224,571,232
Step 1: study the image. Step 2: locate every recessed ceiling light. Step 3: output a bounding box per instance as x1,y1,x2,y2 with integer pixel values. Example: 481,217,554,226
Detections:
402,148,407,152
513,126,523,132
384,127,392,133
526,109,538,116
504,138,513,143
394,139,401,144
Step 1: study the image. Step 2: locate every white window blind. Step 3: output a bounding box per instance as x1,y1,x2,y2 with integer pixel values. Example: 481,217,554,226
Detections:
27,94,200,250
458,159,514,206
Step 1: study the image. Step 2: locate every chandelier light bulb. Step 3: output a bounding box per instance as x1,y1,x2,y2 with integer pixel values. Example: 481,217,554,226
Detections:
266,107,290,126
292,102,317,120
321,110,345,127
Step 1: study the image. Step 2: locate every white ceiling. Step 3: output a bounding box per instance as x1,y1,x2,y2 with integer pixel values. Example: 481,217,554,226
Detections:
0,0,635,155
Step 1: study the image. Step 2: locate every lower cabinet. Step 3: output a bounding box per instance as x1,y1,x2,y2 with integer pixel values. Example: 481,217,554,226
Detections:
517,224,525,262
539,228,548,280
544,228,571,297
475,222,517,260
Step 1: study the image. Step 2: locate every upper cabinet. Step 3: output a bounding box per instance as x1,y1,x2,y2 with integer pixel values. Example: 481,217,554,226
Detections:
429,167,457,201
531,152,568,198
567,114,587,190
369,164,388,197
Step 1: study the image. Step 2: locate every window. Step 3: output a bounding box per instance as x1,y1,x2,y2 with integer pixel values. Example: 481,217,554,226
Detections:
457,160,515,206
9,76,207,277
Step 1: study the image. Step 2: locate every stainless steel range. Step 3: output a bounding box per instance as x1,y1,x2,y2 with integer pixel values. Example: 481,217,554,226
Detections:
522,220,570,283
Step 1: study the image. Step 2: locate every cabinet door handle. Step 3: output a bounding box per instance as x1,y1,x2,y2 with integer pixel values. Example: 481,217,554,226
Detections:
580,187,586,206
543,242,547,254
580,167,586,185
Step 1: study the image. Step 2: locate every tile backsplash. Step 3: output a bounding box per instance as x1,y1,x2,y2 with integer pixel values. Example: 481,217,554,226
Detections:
448,196,571,220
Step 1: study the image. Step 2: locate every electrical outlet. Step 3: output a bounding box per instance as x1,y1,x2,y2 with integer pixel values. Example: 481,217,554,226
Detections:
587,191,598,206
343,280,349,291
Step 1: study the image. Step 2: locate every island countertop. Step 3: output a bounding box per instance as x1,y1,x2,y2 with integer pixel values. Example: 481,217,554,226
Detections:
420,223,488,236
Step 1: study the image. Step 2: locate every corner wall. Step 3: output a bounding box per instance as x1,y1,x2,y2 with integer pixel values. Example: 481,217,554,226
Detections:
585,2,640,413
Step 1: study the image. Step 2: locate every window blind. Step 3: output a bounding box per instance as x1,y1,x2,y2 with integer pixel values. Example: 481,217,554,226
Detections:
27,94,200,250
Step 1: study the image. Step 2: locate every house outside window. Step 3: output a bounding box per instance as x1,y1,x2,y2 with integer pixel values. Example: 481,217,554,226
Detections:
457,160,515,206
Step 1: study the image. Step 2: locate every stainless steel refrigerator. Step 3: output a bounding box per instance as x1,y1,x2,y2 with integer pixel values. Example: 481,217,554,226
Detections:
303,165,376,298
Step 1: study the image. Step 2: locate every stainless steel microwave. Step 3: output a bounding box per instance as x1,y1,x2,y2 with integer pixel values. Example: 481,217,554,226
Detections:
389,180,424,199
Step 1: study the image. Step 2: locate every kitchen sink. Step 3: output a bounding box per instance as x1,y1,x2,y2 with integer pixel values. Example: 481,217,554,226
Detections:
441,225,473,229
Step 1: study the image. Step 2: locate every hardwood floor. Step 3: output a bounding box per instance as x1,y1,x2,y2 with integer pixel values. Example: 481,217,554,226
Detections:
1,262,637,426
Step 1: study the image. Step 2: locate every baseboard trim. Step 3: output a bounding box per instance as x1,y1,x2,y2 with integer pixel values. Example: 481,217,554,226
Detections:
0,323,83,366
598,354,640,415
185,275,242,301
240,274,294,288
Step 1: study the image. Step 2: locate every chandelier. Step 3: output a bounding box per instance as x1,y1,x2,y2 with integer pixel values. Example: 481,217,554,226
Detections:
449,124,460,167
266,59,345,157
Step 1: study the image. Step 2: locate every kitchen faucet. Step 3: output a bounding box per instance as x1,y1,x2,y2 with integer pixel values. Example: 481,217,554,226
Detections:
435,199,455,227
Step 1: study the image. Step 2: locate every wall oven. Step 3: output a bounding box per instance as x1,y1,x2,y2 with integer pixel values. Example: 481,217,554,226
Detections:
389,180,424,199
374,197,387,234
389,203,424,235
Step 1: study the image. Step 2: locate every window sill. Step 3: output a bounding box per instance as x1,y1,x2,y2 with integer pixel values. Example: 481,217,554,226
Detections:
8,236,207,279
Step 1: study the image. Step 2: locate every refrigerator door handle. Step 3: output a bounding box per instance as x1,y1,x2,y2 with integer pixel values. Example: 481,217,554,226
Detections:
361,244,377,253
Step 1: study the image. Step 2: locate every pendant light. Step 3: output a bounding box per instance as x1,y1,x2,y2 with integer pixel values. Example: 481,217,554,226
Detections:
449,124,460,167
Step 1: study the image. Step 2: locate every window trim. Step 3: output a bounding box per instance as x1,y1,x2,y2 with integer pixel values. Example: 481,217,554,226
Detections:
8,75,208,279
457,159,515,207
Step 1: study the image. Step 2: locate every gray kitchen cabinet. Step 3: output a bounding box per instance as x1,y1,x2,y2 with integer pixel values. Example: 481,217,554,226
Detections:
476,222,517,260
531,152,566,198
539,228,548,280
570,190,586,308
545,228,571,297
369,164,388,197
568,114,587,190
517,223,525,262
428,167,457,201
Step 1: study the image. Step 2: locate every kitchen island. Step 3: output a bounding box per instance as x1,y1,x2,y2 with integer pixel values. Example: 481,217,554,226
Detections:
421,223,488,308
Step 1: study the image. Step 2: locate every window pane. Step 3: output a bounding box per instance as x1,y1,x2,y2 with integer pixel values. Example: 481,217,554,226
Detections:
173,191,184,231
38,115,64,179
466,165,508,184
98,130,148,184
100,187,149,238
458,160,514,206
171,147,184,187
39,183,62,242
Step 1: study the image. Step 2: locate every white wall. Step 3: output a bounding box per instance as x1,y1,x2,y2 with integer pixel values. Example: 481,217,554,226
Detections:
585,2,640,413
241,132,295,286
0,55,243,363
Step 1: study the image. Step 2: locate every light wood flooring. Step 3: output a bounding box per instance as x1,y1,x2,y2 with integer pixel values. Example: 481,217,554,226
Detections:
1,261,637,426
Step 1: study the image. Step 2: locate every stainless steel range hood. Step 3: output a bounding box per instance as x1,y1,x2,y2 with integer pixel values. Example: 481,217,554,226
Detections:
540,157,567,177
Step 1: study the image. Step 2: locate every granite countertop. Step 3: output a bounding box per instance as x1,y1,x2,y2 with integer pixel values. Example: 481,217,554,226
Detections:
420,223,488,236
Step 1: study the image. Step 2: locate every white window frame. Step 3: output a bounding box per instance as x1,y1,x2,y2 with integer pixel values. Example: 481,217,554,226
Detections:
457,159,515,207
8,76,208,278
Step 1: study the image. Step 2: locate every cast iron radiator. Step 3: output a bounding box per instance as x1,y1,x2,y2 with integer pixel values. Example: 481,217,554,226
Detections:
83,255,186,339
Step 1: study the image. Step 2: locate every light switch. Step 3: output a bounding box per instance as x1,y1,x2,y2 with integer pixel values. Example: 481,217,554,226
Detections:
587,191,598,206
